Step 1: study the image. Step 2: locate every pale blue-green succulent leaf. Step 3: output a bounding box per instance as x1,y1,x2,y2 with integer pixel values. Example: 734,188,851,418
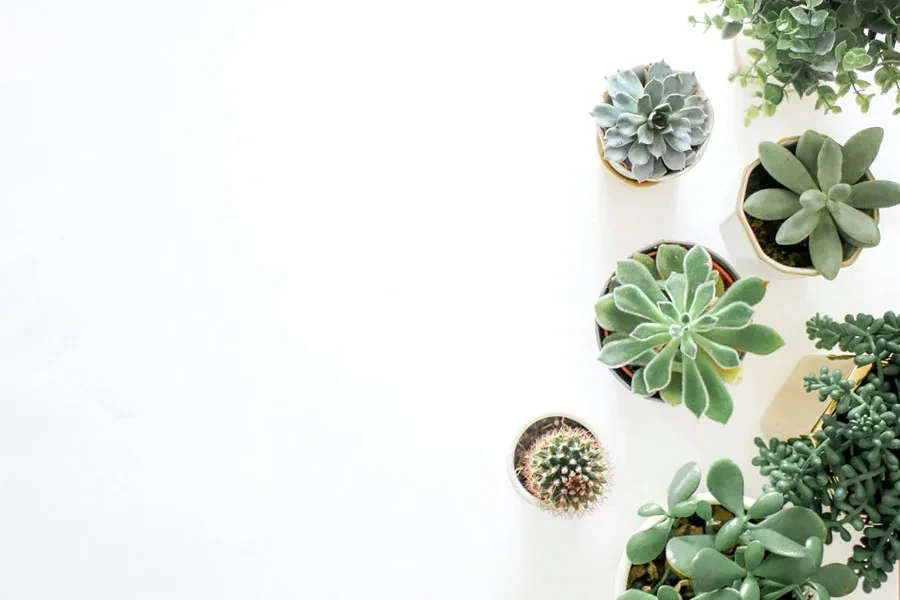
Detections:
796,130,825,184
697,355,734,424
714,516,744,551
707,459,745,516
617,259,667,304
776,207,821,244
614,285,667,322
800,189,827,211
816,138,843,191
658,301,681,323
626,519,672,564
657,244,687,277
744,528,807,557
692,548,747,592
598,333,670,368
841,126,883,184
629,143,652,166
595,294,647,332
665,273,688,313
703,325,784,355
827,201,880,245
694,335,741,369
846,180,900,208
667,534,716,577
757,507,827,546
747,492,784,520
632,322,671,339
608,69,643,100
644,338,681,393
682,354,708,418
758,141,818,194
808,216,842,280
683,246,712,308
709,302,752,330
689,281,716,319
744,189,801,220
713,277,766,310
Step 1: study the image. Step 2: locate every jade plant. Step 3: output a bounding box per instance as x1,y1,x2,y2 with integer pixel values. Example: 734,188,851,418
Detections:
619,460,857,599
591,61,712,182
754,311,900,592
522,425,610,517
596,244,784,423
691,0,900,123
744,127,900,280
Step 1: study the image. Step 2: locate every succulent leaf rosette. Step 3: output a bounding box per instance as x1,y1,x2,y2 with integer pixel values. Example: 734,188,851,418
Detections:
754,311,900,593
744,127,900,280
619,460,858,599
592,61,713,182
596,244,784,423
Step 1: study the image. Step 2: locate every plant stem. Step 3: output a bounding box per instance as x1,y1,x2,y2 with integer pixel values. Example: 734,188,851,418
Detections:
651,565,672,594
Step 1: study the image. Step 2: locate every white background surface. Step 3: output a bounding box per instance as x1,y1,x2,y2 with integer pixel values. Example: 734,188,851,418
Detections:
1,0,899,598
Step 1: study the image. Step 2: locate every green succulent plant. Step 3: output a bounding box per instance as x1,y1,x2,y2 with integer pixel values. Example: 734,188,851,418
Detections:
591,61,712,182
523,425,610,517
691,0,900,123
596,244,784,423
619,460,858,599
743,127,900,280
754,311,900,593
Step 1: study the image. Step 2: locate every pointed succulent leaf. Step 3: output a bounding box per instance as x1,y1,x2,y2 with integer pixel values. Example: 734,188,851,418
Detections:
662,74,681,97
631,159,654,182
689,281,716,318
627,519,673,564
664,132,692,152
632,367,651,396
637,95,653,116
758,142,818,194
645,79,663,106
595,294,646,332
744,189,802,220
816,139,843,191
644,338,681,394
713,277,766,310
796,130,825,184
598,334,670,368
649,135,667,158
683,246,712,308
692,548,747,593
808,217,842,280
707,459,745,516
747,492,784,519
709,302,752,330
668,462,701,507
616,113,646,137
617,259,667,304
667,535,716,577
632,323,671,339
694,335,741,369
658,301,681,323
827,201,880,245
682,354,709,418
665,273,688,313
612,92,639,113
776,208,821,244
592,103,622,128
692,315,718,332
846,180,900,208
637,123,654,144
662,147,687,171
664,94,685,111
605,144,629,163
757,507,826,546
703,325,784,355
648,61,672,81
629,143,652,166
811,563,858,596
697,354,733,424
754,553,816,585
681,331,698,359
614,285,667,322
606,128,636,148
841,127,883,184
660,373,683,407
607,69,643,100
744,528,807,557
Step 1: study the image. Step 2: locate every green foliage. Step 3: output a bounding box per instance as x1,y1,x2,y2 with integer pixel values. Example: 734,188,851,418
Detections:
596,244,783,423
523,426,610,517
691,0,900,123
591,61,712,182
619,460,857,599
743,128,900,280
753,311,900,592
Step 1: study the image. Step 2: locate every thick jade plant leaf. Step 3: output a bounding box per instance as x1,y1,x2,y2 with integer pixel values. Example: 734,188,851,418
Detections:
666,535,715,576
758,141,817,194
707,459,744,517
744,528,807,557
691,548,747,592
626,520,672,565
840,127,882,184
667,462,701,508
812,563,858,596
756,506,826,545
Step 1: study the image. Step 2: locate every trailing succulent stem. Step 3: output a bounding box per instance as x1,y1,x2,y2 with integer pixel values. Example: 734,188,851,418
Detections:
619,460,857,599
744,128,900,280
753,311,900,592
523,426,610,517
596,244,784,423
592,61,712,182
691,0,900,123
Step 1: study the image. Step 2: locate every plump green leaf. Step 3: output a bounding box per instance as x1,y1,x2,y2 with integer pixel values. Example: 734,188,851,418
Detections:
747,492,784,519
633,253,659,278
775,207,821,245
744,540,764,571
715,517,744,551
693,590,739,600
697,355,733,424
638,503,666,517
692,548,747,593
739,575,760,600
816,139,843,191
668,462,701,508
670,500,698,518
808,217,842,280
707,459,745,516
656,244,687,278
617,259,667,304
627,520,673,564
753,554,816,585
846,180,900,208
712,277,766,309
632,367,651,396
764,83,783,106
614,284,667,322
827,201,880,245
618,590,657,600
595,294,646,332
841,127,883,184
657,586,681,600
694,335,741,369
708,302,752,330
800,189,827,211
632,322,670,340
598,333,670,368
667,535,716,577
666,274,688,313
757,506,827,545
703,324,784,355
808,582,830,600
743,189,802,220
805,537,823,568
682,354,709,419
745,528,807,557
758,141,818,194
683,246,712,308
660,373,683,407
796,130,825,184
689,281,716,318
644,338,681,394
812,563,858,596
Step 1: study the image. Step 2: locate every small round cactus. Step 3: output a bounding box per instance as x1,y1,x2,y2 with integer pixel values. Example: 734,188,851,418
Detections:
523,426,610,516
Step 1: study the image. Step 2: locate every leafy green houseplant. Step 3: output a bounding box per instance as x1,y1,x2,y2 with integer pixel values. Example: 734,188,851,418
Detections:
509,414,611,517
592,61,713,183
692,0,900,123
596,243,784,423
739,127,900,280
616,460,858,599
754,311,900,593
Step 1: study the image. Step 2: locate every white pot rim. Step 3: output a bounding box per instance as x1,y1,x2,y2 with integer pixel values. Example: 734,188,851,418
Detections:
613,492,756,597
507,413,603,513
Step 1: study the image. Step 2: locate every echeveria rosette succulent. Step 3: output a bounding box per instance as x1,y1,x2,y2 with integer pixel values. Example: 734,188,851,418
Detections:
592,61,712,182
596,245,784,423
522,426,610,517
744,127,900,280
619,460,858,600
754,311,900,593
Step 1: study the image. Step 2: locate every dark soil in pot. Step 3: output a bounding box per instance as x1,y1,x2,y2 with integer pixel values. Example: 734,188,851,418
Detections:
742,141,873,269
513,415,594,492
595,242,740,401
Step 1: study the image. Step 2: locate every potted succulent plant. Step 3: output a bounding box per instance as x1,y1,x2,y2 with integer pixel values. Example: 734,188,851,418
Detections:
616,460,858,599
591,61,714,185
595,242,784,423
721,127,900,280
691,0,900,123
508,414,611,517
754,310,900,594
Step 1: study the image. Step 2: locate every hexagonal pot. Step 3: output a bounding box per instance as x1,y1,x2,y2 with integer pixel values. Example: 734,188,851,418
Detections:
720,136,879,280
595,64,714,187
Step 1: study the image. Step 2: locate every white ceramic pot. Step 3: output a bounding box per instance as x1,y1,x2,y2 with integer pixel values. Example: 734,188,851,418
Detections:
507,413,603,512
613,492,755,597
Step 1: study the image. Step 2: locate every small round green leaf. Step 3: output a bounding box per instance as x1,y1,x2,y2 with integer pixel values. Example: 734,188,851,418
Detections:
739,575,760,600
715,517,745,551
745,540,764,571
626,520,673,564
812,563,858,596
775,207,821,245
637,503,666,517
747,492,784,519
668,462,702,507
707,459,745,516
